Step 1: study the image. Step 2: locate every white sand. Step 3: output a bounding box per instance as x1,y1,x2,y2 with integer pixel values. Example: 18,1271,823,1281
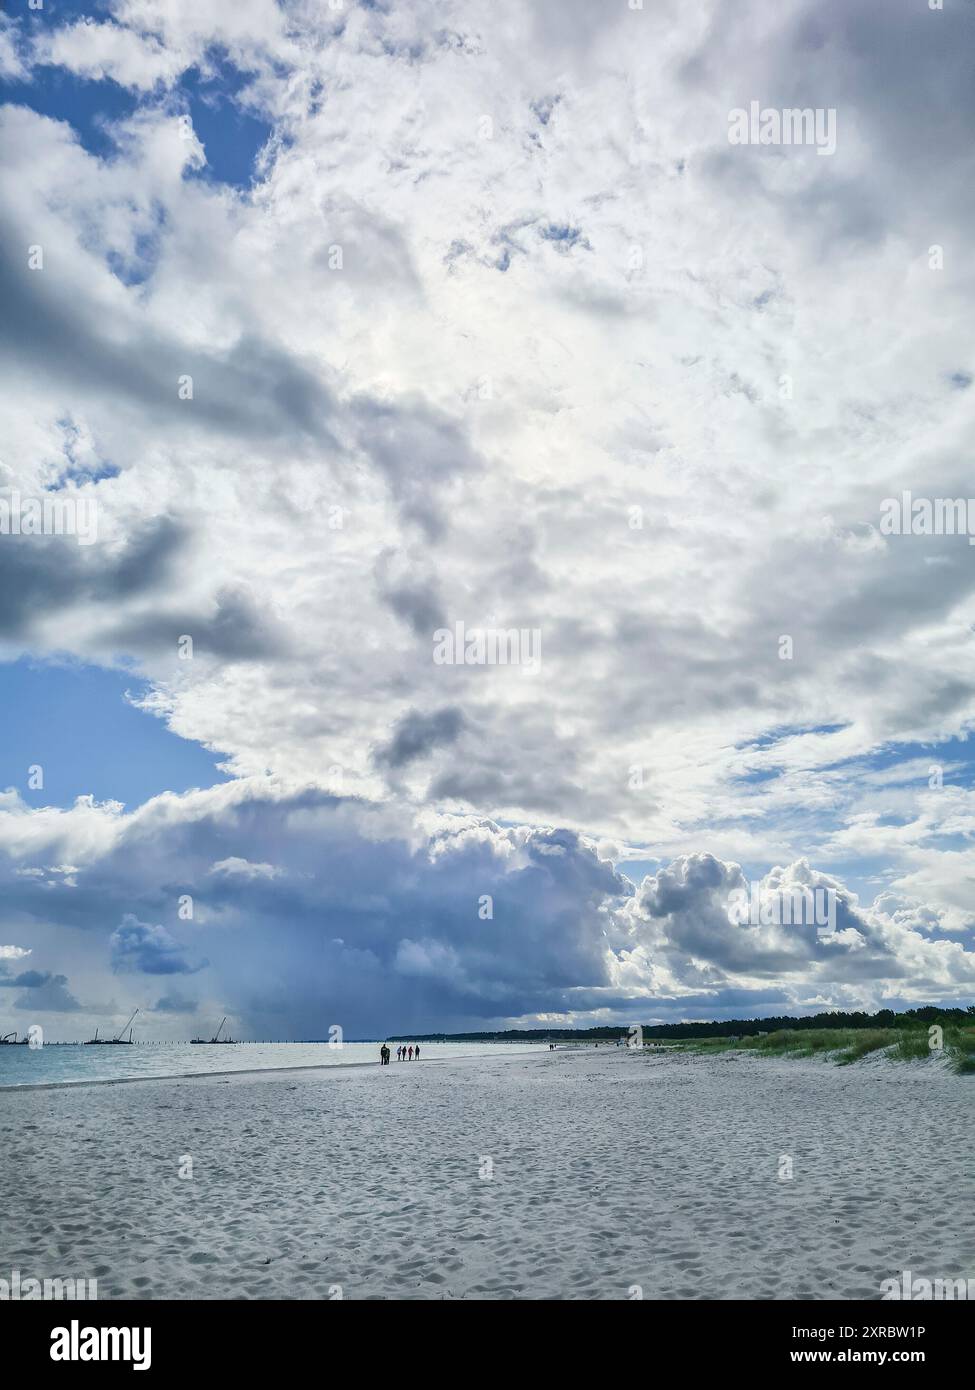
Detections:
1,1047,970,1299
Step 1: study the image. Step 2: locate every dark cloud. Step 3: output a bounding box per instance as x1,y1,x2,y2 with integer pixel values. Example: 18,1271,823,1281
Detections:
376,706,465,769
0,216,340,451
0,518,188,638
1,784,973,1037
9,972,81,1012
2,969,48,988
109,914,206,976
376,577,444,637
373,549,445,636
354,398,480,541
153,992,199,1014
0,787,630,1035
2,1,975,1044
105,582,290,661
686,0,975,248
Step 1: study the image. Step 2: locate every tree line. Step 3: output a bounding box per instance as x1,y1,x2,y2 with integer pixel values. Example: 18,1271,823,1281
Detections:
396,1005,975,1044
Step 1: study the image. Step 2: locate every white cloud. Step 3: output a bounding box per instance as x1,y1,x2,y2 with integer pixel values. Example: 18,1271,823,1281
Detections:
0,778,970,1035
209,856,280,879
2,0,975,1030
35,22,186,91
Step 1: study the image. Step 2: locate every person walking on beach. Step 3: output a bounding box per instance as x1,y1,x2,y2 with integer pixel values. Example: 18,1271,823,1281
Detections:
380,1043,389,1065
397,1045,403,1061
414,1043,420,1060
407,1045,413,1061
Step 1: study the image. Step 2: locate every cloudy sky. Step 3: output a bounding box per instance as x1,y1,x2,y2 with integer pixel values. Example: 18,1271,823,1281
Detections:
1,0,974,1040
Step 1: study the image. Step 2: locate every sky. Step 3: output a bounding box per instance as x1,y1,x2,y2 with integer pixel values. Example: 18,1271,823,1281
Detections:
1,0,975,1041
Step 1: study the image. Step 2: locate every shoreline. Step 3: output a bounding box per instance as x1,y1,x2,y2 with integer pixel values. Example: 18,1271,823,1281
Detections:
0,1046,540,1094
0,1035,963,1094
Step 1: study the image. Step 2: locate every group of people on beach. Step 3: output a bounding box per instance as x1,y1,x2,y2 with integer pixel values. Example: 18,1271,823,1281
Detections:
379,1043,420,1064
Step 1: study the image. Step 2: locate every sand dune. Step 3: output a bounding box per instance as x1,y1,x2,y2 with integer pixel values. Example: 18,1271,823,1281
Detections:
0,1047,970,1299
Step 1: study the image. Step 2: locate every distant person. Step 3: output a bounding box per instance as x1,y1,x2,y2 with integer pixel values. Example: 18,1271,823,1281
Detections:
414,1043,420,1060
396,1045,402,1061
408,1045,414,1061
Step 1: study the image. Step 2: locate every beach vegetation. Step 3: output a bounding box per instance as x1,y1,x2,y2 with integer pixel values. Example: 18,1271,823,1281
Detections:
662,1022,975,1073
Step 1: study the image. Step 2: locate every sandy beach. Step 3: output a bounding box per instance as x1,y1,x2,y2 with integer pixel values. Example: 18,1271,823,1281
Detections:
1,1047,970,1301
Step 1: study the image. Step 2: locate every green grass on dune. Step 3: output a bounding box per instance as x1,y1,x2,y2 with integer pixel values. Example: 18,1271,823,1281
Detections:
951,1026,975,1073
892,1031,932,1062
668,1026,974,1074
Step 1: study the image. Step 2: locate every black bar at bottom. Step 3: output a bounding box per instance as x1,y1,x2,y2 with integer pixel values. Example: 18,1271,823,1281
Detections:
2,1298,967,1375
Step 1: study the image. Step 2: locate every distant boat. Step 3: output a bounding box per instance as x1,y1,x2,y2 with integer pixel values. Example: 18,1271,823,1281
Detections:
191,1016,237,1044
0,1031,27,1045
85,1008,138,1045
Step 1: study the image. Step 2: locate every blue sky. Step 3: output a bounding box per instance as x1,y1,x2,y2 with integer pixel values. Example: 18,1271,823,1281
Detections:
2,2,271,185
0,659,228,808
1,0,974,1039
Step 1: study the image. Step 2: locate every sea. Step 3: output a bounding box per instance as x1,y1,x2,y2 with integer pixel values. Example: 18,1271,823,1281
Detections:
0,1040,547,1089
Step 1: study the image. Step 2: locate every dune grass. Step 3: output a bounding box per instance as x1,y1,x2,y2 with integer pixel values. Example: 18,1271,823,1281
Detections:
950,1026,975,1074
664,1026,974,1074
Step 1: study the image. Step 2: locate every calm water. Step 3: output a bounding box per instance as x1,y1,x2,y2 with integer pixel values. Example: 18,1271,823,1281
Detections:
0,1040,546,1089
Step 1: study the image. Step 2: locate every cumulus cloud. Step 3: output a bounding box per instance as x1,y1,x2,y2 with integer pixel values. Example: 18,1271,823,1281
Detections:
615,854,975,1003
0,779,970,1037
1,0,974,1034
209,857,280,880
1,0,968,855
3,971,82,1012
109,914,207,976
